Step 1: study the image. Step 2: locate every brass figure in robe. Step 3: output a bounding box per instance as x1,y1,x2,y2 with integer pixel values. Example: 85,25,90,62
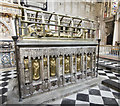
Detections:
33,60,40,80
50,57,56,77
77,55,81,72
65,56,70,74
24,58,29,71
87,55,91,69
44,57,48,69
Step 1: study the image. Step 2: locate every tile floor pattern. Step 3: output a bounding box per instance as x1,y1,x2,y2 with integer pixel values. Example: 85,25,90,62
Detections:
0,70,17,104
0,59,120,105
60,68,120,106
99,58,120,69
61,84,120,106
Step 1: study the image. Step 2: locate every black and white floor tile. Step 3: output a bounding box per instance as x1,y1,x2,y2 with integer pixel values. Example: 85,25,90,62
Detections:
0,70,17,104
99,59,120,69
98,68,120,83
61,84,120,106
58,67,120,106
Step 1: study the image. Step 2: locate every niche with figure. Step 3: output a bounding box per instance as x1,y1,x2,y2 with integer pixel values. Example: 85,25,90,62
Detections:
87,54,91,70
77,54,82,72
32,57,40,81
24,57,30,83
50,56,56,77
64,55,70,74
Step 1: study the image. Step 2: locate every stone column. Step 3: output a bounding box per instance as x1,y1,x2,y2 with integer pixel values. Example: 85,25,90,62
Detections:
83,30,85,39
84,53,87,78
56,55,60,86
90,30,92,39
28,56,32,83
82,53,84,78
72,54,77,83
91,53,94,77
56,55,60,77
47,55,50,79
21,56,25,84
86,31,88,39
74,55,77,81
63,55,65,85
70,54,73,82
47,55,51,90
75,55,77,74
28,56,34,95
70,55,73,73
41,55,44,81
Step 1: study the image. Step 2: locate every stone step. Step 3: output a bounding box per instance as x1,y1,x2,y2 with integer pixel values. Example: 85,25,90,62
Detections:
102,79,120,92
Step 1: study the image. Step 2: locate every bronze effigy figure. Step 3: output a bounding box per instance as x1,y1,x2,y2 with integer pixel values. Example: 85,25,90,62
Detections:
87,55,91,69
77,55,81,72
33,59,40,80
65,56,70,74
24,58,29,71
44,57,48,68
50,57,56,77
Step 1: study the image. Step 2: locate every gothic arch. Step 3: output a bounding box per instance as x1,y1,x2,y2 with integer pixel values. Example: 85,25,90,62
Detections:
0,19,12,36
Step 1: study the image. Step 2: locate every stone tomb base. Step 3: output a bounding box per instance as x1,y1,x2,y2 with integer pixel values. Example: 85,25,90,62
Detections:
7,76,105,104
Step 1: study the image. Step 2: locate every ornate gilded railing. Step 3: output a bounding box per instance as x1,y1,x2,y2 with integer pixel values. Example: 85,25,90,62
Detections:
15,7,96,40
100,45,120,56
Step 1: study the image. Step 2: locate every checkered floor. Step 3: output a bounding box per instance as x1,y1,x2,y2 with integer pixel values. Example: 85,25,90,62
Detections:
46,68,120,106
98,68,120,83
99,58,120,70
61,84,120,106
0,59,120,105
0,70,17,104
